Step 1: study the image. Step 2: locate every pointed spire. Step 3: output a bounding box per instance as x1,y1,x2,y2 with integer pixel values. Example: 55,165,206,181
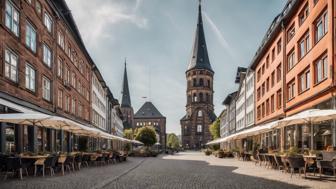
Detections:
187,0,213,72
121,59,132,108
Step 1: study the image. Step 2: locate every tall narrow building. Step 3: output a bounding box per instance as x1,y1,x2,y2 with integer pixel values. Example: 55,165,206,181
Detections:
180,2,216,150
120,62,134,130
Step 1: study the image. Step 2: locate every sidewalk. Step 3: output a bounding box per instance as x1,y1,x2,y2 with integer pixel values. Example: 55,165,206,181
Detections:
165,153,335,189
0,157,145,189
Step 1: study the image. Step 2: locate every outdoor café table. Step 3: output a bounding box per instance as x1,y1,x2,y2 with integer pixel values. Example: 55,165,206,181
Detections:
20,155,48,176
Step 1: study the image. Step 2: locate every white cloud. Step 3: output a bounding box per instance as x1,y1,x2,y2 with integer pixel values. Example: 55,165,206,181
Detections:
203,12,236,59
66,0,148,46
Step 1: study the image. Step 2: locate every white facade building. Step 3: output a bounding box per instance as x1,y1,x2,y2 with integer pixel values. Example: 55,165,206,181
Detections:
245,70,255,128
92,71,107,131
112,107,124,137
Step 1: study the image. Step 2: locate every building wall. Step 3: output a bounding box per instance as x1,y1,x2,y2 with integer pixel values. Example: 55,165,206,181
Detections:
91,72,107,131
219,109,228,138
112,107,123,137
134,117,166,148
0,0,92,123
228,100,236,134
236,80,245,131
245,70,255,127
284,0,334,116
255,30,284,124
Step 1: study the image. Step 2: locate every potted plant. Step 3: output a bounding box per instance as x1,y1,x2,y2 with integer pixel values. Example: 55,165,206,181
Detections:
204,149,212,156
217,149,224,158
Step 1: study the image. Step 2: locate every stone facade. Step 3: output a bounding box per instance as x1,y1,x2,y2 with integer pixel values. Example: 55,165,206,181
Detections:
180,2,216,150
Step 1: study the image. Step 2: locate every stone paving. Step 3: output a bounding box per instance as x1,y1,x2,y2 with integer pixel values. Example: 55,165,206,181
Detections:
1,152,335,189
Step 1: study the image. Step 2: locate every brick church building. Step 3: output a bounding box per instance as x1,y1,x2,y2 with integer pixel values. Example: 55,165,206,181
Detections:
180,2,216,150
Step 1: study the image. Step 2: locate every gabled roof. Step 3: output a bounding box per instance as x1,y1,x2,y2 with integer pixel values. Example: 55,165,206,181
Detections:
135,102,165,119
187,2,213,73
235,67,247,83
121,62,132,108
222,91,238,105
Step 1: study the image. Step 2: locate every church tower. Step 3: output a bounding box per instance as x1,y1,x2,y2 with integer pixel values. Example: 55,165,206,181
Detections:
120,61,134,130
180,1,216,150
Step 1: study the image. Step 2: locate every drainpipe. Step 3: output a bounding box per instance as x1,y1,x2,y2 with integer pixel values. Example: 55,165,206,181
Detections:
332,0,336,147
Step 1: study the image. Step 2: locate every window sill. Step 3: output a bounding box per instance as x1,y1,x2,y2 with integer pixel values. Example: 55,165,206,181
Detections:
298,88,310,95
313,77,328,87
287,97,295,103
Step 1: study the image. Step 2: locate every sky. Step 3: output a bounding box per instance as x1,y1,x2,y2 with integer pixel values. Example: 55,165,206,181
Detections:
65,0,286,135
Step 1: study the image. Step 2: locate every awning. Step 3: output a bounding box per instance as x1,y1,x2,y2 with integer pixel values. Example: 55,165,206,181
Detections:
0,98,35,113
206,120,279,145
276,109,336,128
131,140,144,145
0,113,128,141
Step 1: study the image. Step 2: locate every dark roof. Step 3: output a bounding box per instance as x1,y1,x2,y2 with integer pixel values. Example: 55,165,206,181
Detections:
208,111,217,122
51,0,95,66
121,62,132,108
135,102,165,118
187,2,213,73
235,67,247,83
249,0,301,70
222,91,238,105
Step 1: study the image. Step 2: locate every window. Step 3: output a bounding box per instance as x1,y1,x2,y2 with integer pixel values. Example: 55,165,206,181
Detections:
4,49,18,82
197,125,202,133
315,10,328,43
43,44,52,67
78,102,82,117
57,31,65,49
42,77,51,101
287,50,295,71
299,68,310,93
198,110,203,117
277,39,282,54
72,72,76,87
25,22,37,52
299,4,309,26
271,95,275,113
271,48,275,62
25,64,35,91
57,58,63,78
266,78,269,92
277,63,282,82
266,99,270,116
266,56,269,68
35,1,41,15
287,24,295,42
271,71,275,87
72,98,76,114
314,53,328,84
43,12,53,32
276,90,282,109
298,31,310,59
257,88,260,101
5,0,19,36
287,80,295,101
262,64,265,75
257,69,261,82
262,82,265,96
58,89,63,108
65,95,70,112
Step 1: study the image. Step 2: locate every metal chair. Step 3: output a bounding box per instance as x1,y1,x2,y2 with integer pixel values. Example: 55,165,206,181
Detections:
4,157,23,180
287,156,306,178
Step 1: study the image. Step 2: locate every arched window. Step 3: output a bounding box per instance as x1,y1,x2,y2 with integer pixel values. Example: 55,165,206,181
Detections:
193,79,197,87
198,110,203,117
206,93,209,102
199,78,204,86
193,93,197,102
207,80,211,87
199,93,203,102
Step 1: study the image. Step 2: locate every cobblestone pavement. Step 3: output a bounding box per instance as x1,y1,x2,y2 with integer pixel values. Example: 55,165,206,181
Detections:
0,157,145,189
1,152,335,189
105,151,335,189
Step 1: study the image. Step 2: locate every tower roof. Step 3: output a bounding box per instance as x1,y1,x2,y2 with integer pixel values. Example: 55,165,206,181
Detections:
187,1,213,73
135,101,165,118
121,61,132,108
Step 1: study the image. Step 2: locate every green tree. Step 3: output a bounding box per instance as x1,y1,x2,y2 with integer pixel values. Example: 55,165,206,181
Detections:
124,129,134,140
209,118,220,139
167,133,180,149
135,126,157,147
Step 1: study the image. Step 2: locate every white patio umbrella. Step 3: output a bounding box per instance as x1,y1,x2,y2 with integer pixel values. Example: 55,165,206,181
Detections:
276,109,336,128
131,140,143,145
0,113,57,129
